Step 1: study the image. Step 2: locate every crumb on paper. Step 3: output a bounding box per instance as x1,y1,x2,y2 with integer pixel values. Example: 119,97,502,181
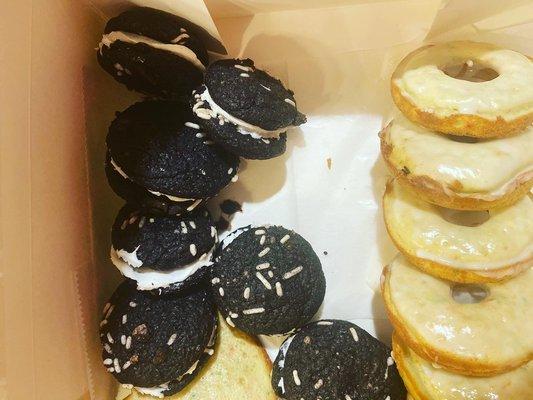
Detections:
216,216,230,232
220,199,242,215
323,251,328,256
326,158,332,170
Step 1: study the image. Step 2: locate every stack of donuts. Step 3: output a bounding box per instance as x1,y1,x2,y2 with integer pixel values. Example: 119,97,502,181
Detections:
379,41,533,399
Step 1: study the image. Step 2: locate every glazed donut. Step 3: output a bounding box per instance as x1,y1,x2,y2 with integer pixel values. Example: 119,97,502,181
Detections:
392,41,533,138
381,256,533,376
380,116,533,210
383,179,533,283
392,333,533,400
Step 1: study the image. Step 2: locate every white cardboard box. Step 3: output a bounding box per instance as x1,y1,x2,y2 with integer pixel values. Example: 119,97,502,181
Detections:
1,1,532,398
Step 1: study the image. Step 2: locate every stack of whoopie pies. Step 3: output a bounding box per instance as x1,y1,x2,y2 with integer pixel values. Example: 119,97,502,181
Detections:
96,6,407,400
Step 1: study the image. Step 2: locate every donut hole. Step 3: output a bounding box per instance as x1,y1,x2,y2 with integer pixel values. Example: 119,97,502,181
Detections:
444,135,482,143
437,208,490,227
441,61,499,82
451,284,490,304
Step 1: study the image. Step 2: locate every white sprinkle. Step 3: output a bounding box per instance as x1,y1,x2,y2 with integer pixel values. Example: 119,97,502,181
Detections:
103,303,111,315
103,358,113,366
100,319,108,327
276,282,283,297
231,175,239,183
387,356,394,366
104,344,112,354
122,315,127,324
181,221,188,233
243,307,265,315
138,217,146,228
200,169,206,175
260,235,266,245
256,272,272,289
230,312,239,318
189,221,196,229
293,370,301,386
211,277,220,284
314,379,323,389
195,132,205,138
256,262,270,270
113,358,121,373
149,218,155,223
345,396,353,400
260,84,271,91
107,367,115,372
317,321,333,326
284,98,296,106
211,226,217,237
228,168,233,175
258,247,270,257
167,333,177,346
350,327,359,342
190,244,197,256
262,139,270,144
123,361,131,370
185,122,200,129
129,302,137,308
205,348,214,355
240,73,250,77
283,266,303,280
107,333,114,344
254,230,266,235
268,271,274,278
385,397,391,400
126,336,132,350
243,287,250,299
225,316,235,327
121,335,126,345
219,287,225,296
234,64,253,72
280,234,290,244
105,305,115,319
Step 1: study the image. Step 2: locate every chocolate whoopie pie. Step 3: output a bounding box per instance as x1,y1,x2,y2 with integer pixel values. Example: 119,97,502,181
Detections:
111,204,217,292
100,281,217,397
271,320,407,400
97,7,208,98
106,100,239,211
210,226,326,335
192,59,306,159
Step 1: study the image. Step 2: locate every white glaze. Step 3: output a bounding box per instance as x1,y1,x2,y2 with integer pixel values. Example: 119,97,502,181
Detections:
387,256,533,366
195,87,288,138
384,181,533,271
385,116,533,197
394,41,533,120
111,246,214,290
99,31,205,70
116,246,143,268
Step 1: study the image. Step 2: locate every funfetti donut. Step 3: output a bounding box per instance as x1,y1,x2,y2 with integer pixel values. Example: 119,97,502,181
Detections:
106,101,239,209
381,256,533,376
97,7,208,98
383,179,533,283
392,41,533,138
271,320,407,400
100,281,217,398
110,205,217,292
192,58,306,160
380,116,533,210
210,226,325,335
393,333,533,400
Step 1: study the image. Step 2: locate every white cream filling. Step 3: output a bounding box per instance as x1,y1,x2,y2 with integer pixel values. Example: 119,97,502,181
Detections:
110,157,199,206
111,246,214,290
116,246,143,269
134,383,169,398
194,87,291,139
99,31,205,71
